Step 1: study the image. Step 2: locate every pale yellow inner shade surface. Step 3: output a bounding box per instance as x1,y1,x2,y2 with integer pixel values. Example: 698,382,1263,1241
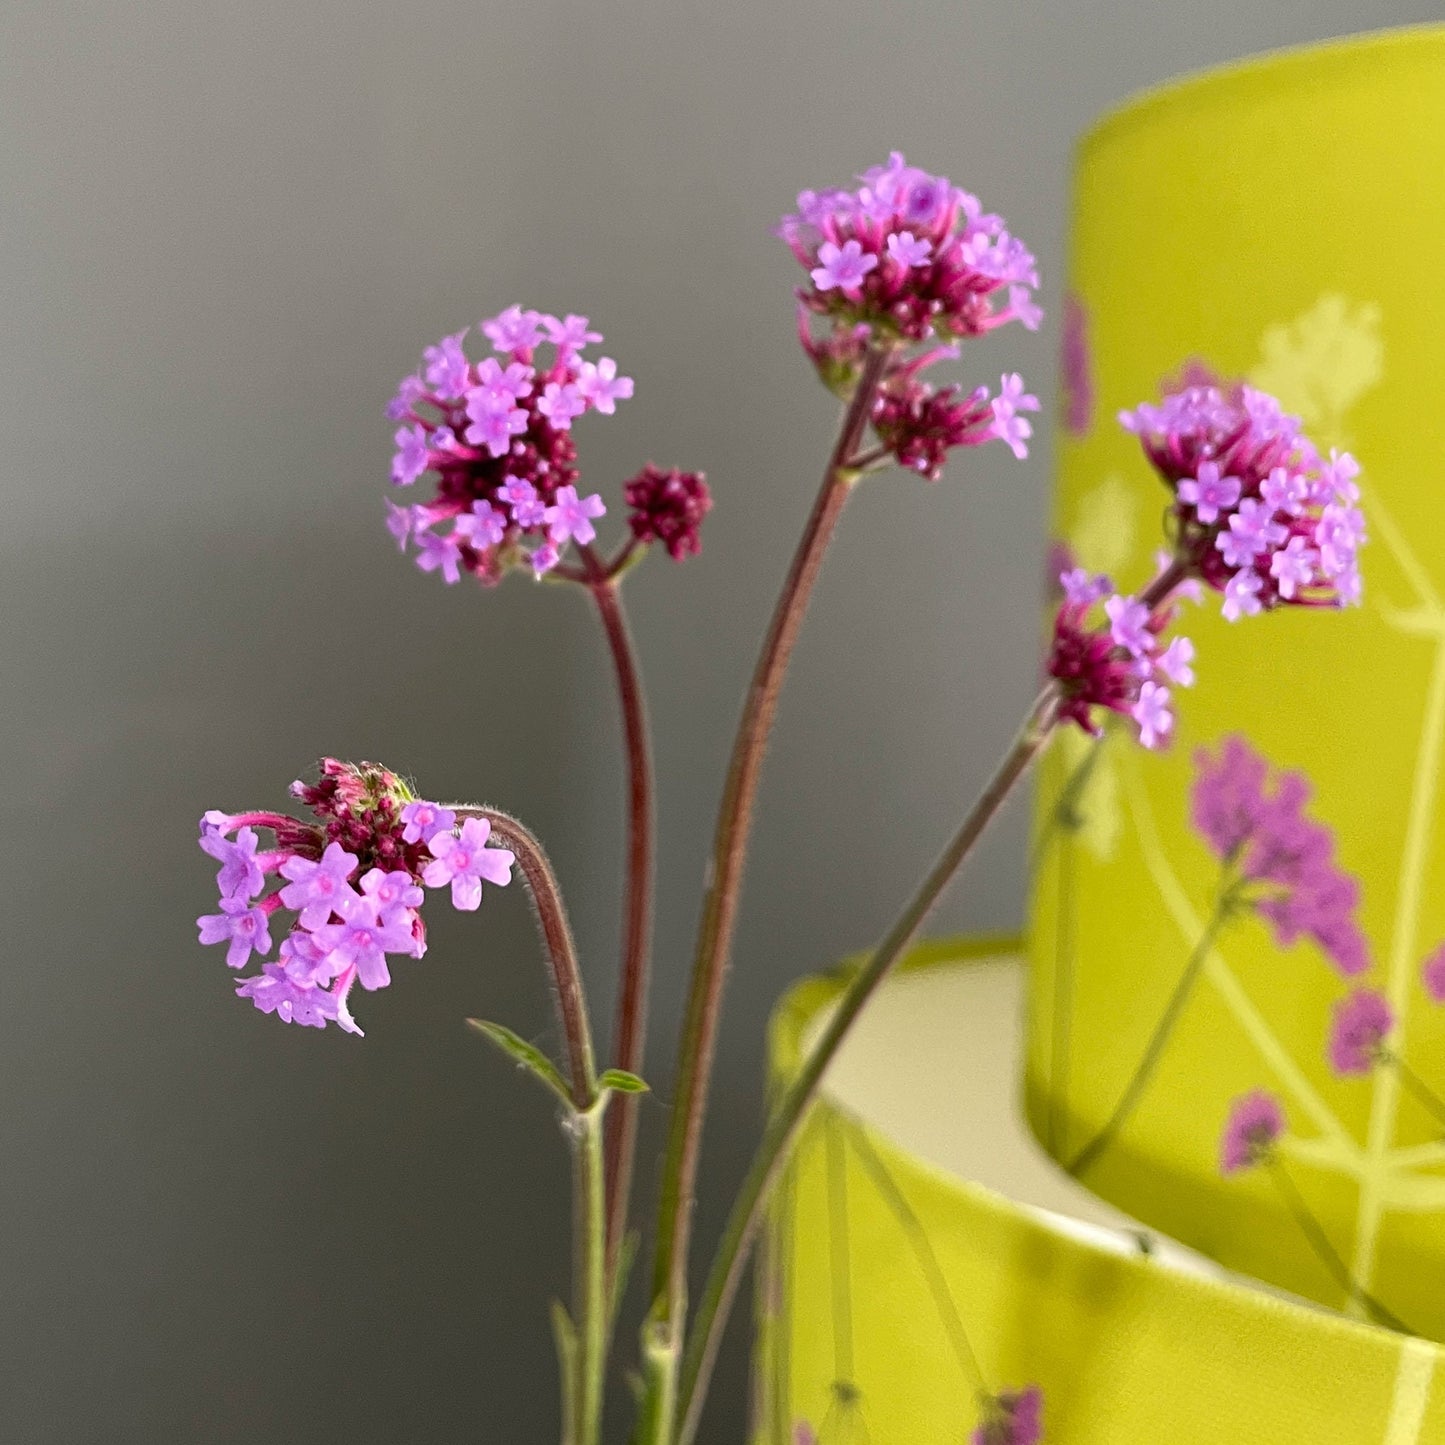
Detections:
802,953,1232,1286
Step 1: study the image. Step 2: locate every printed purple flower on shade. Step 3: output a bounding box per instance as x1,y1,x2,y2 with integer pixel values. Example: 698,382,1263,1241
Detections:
1329,988,1394,1075
382,307,644,587
1220,1090,1285,1175
198,760,503,1034
972,1385,1043,1445
1423,943,1445,1003
423,817,516,911
1120,381,1365,614
624,465,713,561
1191,737,1369,976
1060,293,1094,437
1047,571,1192,750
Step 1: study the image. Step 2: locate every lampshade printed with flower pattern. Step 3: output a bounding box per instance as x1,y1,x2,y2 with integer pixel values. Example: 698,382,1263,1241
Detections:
758,24,1445,1445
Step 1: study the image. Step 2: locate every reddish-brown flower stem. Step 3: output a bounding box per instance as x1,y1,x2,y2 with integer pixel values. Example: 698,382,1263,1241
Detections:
650,345,894,1348
579,547,657,1282
674,686,1060,1442
457,807,598,1108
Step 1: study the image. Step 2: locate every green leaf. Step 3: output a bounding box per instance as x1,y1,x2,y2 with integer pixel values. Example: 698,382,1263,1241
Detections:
598,1068,650,1095
550,1300,578,1436
467,1019,572,1105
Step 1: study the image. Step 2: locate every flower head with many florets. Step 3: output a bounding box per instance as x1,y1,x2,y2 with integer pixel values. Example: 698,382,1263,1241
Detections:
1121,383,1365,617
386,308,632,584
782,155,1041,481
197,760,514,1034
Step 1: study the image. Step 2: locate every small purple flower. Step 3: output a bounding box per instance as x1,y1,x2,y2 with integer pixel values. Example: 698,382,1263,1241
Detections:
536,381,586,430
1261,465,1309,516
530,541,560,578
1221,570,1263,621
391,424,432,487
278,842,361,930
310,907,417,991
422,817,515,911
400,801,457,846
423,331,471,399
198,896,274,970
501,478,546,529
543,313,602,356
575,358,634,415
236,964,334,1029
811,239,878,294
1269,535,1320,600
1177,461,1241,526
1329,988,1393,1075
1060,567,1111,608
885,230,933,268
278,929,335,987
359,867,425,917
482,304,544,354
199,825,266,901
1132,679,1172,750
386,374,426,422
385,499,414,551
989,372,1040,460
415,529,464,585
473,356,535,405
454,499,506,549
1220,1090,1284,1174
1158,636,1196,687
543,484,606,547
1104,594,1151,657
464,392,529,458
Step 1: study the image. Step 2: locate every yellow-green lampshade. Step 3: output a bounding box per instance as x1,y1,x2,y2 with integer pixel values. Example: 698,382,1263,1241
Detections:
758,944,1445,1443
760,23,1445,1445
1025,21,1445,1341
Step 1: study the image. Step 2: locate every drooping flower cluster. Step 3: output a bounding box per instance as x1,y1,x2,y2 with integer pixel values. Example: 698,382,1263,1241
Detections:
1219,1090,1285,1175
972,1385,1044,1445
197,760,513,1033
386,308,630,583
1192,737,1368,976
1047,566,1194,749
1328,988,1393,1075
623,464,713,561
1121,383,1365,617
783,155,1041,480
779,152,1040,345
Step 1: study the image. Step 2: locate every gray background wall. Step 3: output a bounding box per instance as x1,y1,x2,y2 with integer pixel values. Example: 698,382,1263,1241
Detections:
2,2,1437,1440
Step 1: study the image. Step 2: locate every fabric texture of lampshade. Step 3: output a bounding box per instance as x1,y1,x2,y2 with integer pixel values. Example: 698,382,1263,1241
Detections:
759,23,1445,1444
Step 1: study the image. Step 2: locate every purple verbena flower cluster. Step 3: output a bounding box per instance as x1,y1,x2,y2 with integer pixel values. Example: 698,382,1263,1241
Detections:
779,152,1040,345
1192,736,1368,976
1047,567,1194,749
197,760,513,1034
971,1385,1044,1445
1219,1090,1285,1175
386,308,629,583
1121,384,1365,617
784,155,1041,480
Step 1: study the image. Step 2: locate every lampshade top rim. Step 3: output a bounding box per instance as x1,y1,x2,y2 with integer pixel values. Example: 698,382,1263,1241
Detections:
1079,20,1445,161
